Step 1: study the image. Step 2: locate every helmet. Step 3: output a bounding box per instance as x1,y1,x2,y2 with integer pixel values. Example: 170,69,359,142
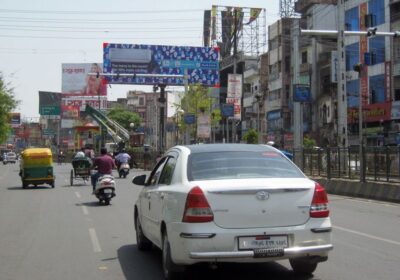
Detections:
267,141,278,148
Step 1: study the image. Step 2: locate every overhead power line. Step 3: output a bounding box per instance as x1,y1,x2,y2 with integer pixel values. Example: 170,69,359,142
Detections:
0,8,203,15
0,16,202,24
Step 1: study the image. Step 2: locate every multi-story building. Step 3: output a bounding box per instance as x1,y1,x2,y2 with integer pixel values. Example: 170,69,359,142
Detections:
243,60,261,133
390,0,400,142
266,18,297,149
295,0,338,147
344,0,393,146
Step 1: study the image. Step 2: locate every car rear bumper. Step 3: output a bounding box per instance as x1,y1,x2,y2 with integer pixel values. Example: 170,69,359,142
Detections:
189,243,333,259
167,218,332,265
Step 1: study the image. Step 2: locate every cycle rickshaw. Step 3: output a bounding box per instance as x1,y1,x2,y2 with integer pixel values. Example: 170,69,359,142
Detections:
70,157,92,186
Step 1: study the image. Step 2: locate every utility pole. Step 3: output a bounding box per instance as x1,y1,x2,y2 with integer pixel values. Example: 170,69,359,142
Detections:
354,63,365,182
232,8,238,143
293,19,303,168
337,0,348,148
158,85,166,152
184,69,189,145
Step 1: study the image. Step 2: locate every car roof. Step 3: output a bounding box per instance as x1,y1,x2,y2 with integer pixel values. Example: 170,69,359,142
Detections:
180,144,276,154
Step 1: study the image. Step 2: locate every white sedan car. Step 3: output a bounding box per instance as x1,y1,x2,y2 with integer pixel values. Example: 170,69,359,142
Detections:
132,144,332,280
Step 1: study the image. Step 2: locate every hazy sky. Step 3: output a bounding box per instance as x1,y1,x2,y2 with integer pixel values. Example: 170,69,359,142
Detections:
0,0,279,119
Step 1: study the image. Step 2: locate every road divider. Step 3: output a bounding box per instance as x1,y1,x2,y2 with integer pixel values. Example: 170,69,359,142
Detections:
313,178,400,203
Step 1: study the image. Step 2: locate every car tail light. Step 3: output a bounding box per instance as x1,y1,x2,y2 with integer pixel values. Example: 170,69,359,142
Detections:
310,183,330,218
183,186,214,223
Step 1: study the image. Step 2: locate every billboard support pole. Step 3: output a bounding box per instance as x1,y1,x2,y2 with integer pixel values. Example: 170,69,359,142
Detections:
184,69,189,145
159,85,166,152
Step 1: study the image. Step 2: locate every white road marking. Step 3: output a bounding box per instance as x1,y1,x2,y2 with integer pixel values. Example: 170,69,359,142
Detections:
89,228,102,253
81,205,89,215
333,225,400,246
75,192,81,199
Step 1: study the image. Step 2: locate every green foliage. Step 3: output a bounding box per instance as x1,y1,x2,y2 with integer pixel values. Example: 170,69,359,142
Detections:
303,135,317,148
243,128,258,144
107,106,142,131
0,74,19,143
178,85,220,140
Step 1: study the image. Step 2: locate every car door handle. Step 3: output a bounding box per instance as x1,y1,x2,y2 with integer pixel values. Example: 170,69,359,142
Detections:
160,193,165,199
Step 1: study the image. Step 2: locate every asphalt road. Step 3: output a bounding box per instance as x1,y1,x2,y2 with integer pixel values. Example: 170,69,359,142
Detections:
0,161,399,280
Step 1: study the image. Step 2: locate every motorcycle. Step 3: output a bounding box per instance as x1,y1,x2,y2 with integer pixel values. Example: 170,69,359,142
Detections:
118,162,130,178
94,174,116,205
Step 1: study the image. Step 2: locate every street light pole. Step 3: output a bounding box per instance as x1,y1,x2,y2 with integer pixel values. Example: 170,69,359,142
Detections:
354,63,365,182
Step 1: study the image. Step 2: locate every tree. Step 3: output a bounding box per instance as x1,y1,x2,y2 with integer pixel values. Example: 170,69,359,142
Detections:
178,85,221,141
0,74,19,143
106,106,142,131
242,128,258,144
303,135,317,148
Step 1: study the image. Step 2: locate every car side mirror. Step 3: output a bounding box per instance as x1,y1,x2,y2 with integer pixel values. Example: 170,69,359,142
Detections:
132,174,146,186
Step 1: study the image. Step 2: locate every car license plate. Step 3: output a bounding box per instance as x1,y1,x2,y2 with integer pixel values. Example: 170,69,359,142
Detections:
103,189,113,194
238,235,288,250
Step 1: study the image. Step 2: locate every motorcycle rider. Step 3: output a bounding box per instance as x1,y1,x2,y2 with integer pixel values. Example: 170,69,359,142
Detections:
115,149,131,170
91,147,116,194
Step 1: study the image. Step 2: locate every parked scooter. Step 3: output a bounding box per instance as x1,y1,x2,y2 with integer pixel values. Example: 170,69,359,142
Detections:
94,174,116,205
118,162,130,178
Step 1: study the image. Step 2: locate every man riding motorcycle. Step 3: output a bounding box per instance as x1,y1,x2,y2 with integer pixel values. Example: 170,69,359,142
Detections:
91,147,116,194
115,149,131,170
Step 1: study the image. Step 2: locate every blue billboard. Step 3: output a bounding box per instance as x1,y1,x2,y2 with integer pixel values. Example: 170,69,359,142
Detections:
103,43,219,86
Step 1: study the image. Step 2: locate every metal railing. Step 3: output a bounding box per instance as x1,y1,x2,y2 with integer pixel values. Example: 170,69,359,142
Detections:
294,146,400,183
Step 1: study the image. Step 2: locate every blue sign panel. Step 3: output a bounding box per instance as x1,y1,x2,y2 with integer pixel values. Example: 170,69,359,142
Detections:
184,114,196,124
221,104,234,117
103,43,219,86
294,85,311,102
267,110,281,120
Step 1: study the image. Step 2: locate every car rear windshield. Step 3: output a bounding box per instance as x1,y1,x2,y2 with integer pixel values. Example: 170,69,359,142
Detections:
188,151,305,181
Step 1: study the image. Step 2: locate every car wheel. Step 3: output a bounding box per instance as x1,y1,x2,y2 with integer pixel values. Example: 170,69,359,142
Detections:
289,258,318,275
135,215,152,251
104,198,110,205
22,181,27,189
162,232,184,280
51,181,55,188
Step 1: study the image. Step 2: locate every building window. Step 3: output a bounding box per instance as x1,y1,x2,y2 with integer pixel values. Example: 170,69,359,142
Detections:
269,89,281,101
346,42,359,71
301,51,307,64
347,79,360,108
368,0,385,26
395,89,400,101
368,36,385,65
369,75,385,104
139,97,145,106
345,6,359,31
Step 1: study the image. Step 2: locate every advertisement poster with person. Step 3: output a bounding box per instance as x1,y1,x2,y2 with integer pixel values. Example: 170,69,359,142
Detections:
62,63,107,96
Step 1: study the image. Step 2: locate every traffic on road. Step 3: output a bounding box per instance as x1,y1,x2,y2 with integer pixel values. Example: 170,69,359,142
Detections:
0,147,399,280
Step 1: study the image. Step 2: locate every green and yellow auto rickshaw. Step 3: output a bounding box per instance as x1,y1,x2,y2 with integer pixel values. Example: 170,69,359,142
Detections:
20,148,55,188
